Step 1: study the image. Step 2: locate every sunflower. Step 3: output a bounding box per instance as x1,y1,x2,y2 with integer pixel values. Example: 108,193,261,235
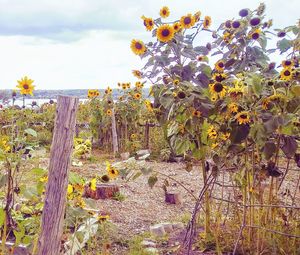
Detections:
250,28,261,40
172,92,177,97
106,109,112,116
141,15,154,31
208,125,217,139
106,161,119,179
127,82,131,88
135,81,144,89
134,93,142,99
280,68,293,81
215,60,225,72
156,24,175,43
180,14,196,29
192,110,202,118
213,73,227,82
220,132,230,141
173,79,180,85
132,70,143,79
90,178,97,191
203,16,212,29
105,86,112,94
159,6,170,18
122,83,127,90
209,82,227,98
16,76,35,96
173,22,182,32
223,31,233,44
177,91,186,99
262,98,271,110
235,111,250,125
282,60,293,68
98,214,110,222
131,133,137,140
130,39,147,55
88,89,100,98
228,102,238,113
194,11,201,22
228,86,244,99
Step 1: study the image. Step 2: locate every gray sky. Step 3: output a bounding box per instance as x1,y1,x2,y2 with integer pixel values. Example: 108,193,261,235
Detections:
0,0,299,90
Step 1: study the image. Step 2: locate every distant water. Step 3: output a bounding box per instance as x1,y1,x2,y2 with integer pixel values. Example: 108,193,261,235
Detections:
4,98,87,107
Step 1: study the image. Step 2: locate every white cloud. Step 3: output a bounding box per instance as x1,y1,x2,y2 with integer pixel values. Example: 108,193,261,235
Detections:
0,0,299,90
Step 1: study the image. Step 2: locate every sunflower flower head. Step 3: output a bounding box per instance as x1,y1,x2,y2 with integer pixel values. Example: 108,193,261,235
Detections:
215,60,225,72
228,102,238,113
106,109,112,116
203,16,212,29
280,68,293,81
156,24,175,43
130,39,147,55
209,82,227,98
235,111,250,125
132,70,143,79
141,15,154,31
208,125,218,139
180,14,196,29
16,76,35,96
173,22,182,32
134,92,142,100
194,11,201,22
159,6,170,18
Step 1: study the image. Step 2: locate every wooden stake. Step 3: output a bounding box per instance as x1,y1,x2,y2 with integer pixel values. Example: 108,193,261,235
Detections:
111,108,119,155
37,96,79,255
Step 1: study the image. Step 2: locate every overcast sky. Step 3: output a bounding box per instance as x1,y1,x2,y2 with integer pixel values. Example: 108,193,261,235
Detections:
0,0,299,90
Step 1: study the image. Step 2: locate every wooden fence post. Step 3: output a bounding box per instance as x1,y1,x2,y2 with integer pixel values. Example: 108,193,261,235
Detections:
111,108,119,155
37,96,79,255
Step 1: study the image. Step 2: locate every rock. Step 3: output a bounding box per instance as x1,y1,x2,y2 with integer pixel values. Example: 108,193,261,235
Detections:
144,247,159,254
150,224,166,237
174,156,184,163
162,222,173,233
172,222,185,230
121,152,130,160
136,149,150,156
141,240,156,248
138,153,150,160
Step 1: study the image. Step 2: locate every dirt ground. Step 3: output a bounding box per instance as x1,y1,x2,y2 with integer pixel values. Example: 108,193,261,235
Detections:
36,152,300,255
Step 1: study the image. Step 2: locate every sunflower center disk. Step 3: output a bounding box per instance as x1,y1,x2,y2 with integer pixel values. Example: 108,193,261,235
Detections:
214,83,224,92
184,17,191,25
284,70,291,76
23,84,29,89
162,29,170,37
135,42,142,49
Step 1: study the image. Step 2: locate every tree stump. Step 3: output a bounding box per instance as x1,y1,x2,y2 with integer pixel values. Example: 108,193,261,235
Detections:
84,184,119,199
165,192,181,204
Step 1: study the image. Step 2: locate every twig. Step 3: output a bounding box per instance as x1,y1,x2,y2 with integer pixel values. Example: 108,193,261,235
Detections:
244,225,300,238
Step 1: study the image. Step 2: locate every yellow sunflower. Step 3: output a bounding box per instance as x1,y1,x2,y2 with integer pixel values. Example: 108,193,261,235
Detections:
215,60,225,72
282,60,293,68
173,22,182,32
228,86,244,99
220,132,230,141
131,133,137,140
280,68,293,81
235,111,250,125
203,16,212,29
159,6,170,18
106,109,112,116
132,70,142,79
192,110,202,118
228,102,238,113
212,72,227,82
105,86,112,94
130,39,147,55
194,11,201,22
88,89,100,98
156,24,175,43
141,15,154,31
90,178,97,191
173,79,180,85
180,14,196,29
134,93,142,99
135,81,144,89
16,76,35,96
98,214,110,222
249,28,261,40
209,82,227,98
208,125,217,139
106,161,119,179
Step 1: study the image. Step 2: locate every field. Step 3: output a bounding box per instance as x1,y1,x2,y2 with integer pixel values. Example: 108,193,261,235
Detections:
0,3,300,255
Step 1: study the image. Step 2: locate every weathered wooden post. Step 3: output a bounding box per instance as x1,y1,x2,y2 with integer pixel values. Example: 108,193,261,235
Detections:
111,108,119,155
37,96,79,255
